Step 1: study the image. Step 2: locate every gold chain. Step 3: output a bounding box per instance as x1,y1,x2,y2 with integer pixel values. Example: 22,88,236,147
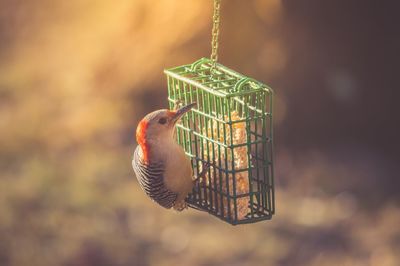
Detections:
210,0,221,73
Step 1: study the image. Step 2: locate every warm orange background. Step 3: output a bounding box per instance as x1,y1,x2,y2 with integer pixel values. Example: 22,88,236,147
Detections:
0,1,398,265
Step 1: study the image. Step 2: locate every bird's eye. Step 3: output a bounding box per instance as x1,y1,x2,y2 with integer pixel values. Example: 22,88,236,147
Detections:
158,117,167,125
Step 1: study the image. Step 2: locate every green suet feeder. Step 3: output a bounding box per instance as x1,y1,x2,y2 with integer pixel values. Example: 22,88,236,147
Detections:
164,0,275,225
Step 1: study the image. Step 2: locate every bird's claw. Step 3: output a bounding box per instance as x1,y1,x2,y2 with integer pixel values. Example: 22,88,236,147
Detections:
173,201,188,212
201,161,211,171
193,161,212,185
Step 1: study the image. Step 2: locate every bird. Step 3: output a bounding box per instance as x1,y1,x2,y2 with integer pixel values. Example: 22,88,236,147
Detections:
132,102,207,211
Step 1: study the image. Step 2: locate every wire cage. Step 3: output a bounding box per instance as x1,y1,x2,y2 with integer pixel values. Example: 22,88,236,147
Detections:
165,58,275,225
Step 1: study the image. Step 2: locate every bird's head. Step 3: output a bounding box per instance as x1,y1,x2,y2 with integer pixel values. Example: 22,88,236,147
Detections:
136,103,196,162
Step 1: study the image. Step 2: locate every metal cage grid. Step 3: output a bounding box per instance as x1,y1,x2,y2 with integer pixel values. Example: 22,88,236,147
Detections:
165,58,275,225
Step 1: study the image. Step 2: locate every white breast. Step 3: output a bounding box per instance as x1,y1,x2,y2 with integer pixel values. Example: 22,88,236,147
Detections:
163,142,193,194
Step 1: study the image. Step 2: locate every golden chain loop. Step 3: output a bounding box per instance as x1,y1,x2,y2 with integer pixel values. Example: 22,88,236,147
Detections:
210,0,221,73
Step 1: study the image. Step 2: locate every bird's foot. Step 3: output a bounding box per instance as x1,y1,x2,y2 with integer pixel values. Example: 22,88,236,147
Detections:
173,201,188,212
193,161,211,185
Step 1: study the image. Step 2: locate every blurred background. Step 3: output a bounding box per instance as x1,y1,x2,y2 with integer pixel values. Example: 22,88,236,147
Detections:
0,0,399,265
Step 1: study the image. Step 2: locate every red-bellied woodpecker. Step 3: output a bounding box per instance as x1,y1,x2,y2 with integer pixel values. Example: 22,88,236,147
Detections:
132,103,207,211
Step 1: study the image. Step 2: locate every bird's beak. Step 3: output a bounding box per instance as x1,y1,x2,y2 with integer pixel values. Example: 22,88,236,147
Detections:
170,102,196,124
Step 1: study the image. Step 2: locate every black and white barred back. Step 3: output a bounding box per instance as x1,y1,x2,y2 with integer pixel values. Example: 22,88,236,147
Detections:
132,146,178,209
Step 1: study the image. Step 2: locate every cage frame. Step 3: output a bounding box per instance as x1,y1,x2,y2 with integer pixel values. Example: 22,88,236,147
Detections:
165,58,275,225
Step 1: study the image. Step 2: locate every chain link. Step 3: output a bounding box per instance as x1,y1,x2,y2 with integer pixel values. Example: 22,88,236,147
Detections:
210,0,221,74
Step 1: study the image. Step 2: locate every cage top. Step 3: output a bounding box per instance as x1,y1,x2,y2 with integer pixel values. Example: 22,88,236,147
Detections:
164,58,273,98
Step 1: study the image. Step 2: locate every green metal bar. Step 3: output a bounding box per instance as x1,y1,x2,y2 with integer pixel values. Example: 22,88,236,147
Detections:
209,93,220,213
221,99,231,220
195,84,203,206
255,92,264,210
233,97,266,114
269,90,275,214
172,78,182,147
227,100,238,222
176,124,230,148
204,87,214,210
191,109,227,124
230,139,268,148
200,88,211,206
245,94,255,219
189,83,200,196
203,78,237,85
165,71,227,97
167,76,173,109
261,95,268,210
216,97,224,217
181,83,189,154
187,84,194,157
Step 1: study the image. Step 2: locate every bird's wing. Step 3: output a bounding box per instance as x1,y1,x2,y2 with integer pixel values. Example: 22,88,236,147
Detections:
132,146,178,209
